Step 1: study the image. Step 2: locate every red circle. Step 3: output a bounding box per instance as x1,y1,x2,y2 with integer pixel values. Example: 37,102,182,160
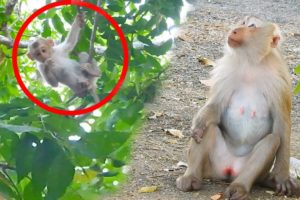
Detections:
12,1,129,116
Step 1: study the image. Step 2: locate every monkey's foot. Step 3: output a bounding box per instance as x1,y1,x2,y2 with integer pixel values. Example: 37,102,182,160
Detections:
81,63,100,77
75,81,89,97
225,183,249,200
191,128,205,143
79,81,89,89
262,174,300,197
275,177,300,197
176,175,202,192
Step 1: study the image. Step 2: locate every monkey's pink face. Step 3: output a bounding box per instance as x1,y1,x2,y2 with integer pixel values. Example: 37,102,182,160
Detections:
27,39,54,63
228,25,256,48
227,16,280,49
227,18,259,48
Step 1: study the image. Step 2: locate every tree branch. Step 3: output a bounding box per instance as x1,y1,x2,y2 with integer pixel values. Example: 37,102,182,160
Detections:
4,0,18,16
0,35,28,48
0,163,15,171
1,0,19,38
88,0,101,62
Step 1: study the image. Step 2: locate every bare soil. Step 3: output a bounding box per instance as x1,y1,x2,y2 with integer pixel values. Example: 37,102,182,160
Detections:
104,0,300,199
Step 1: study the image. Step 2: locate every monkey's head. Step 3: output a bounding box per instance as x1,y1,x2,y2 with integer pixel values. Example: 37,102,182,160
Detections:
227,16,281,60
27,38,54,63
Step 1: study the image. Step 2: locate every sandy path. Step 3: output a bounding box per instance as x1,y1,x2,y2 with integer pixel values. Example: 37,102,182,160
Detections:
104,1,300,199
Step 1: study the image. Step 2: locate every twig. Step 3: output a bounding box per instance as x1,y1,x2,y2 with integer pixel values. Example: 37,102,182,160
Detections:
0,163,15,171
4,0,18,16
88,0,101,62
1,0,19,38
1,167,21,199
76,5,81,13
0,35,28,48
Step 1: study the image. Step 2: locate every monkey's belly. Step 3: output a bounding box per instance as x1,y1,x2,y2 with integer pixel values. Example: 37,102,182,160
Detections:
221,88,272,156
211,131,251,179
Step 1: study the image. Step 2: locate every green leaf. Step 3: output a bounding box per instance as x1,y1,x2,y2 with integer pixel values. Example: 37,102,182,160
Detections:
114,17,126,25
160,0,182,22
121,24,135,34
52,14,65,34
294,82,300,94
23,182,43,200
45,153,75,200
144,39,173,56
16,133,39,182
294,64,300,74
42,20,51,38
101,171,118,177
72,131,130,159
0,98,33,117
146,15,160,29
119,102,143,124
43,115,83,135
137,35,153,45
46,8,56,19
107,2,123,12
105,36,123,62
32,139,60,192
112,159,125,168
150,18,168,37
0,128,19,163
61,7,73,24
0,121,40,134
135,18,148,30
37,13,46,20
0,172,17,199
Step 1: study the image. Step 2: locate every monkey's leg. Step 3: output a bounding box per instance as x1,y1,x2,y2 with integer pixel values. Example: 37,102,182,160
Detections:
225,134,280,200
176,125,215,191
78,52,89,63
90,85,100,102
81,63,100,77
78,52,100,77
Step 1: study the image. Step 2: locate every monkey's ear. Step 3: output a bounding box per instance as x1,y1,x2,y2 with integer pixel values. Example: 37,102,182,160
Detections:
27,52,34,60
46,39,54,46
271,36,280,48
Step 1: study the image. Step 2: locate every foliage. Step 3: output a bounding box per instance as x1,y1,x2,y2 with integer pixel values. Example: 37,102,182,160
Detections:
294,64,300,94
0,0,183,199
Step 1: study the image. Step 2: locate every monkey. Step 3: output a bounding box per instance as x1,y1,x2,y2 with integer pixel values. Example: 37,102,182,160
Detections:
78,52,100,102
176,16,300,199
27,13,100,101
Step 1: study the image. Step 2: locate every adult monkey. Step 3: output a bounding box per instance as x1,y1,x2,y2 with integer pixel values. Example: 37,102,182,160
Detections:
27,13,100,101
176,16,300,199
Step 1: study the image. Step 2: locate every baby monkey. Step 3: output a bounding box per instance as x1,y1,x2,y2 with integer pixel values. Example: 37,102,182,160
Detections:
27,13,100,101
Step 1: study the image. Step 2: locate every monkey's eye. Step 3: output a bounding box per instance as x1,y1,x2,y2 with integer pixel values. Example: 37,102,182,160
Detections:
248,24,256,28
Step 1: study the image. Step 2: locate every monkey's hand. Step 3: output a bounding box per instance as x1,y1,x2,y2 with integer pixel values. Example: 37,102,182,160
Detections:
191,104,220,143
76,12,86,28
191,118,207,143
44,58,54,72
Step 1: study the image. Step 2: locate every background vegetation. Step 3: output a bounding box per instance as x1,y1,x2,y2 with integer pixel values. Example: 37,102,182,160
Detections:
0,0,184,199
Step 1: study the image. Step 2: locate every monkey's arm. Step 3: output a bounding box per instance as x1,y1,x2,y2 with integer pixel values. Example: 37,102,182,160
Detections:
61,13,84,52
191,101,221,143
42,61,59,87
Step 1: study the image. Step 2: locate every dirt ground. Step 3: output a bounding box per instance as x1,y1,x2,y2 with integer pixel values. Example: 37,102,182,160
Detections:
104,0,300,199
